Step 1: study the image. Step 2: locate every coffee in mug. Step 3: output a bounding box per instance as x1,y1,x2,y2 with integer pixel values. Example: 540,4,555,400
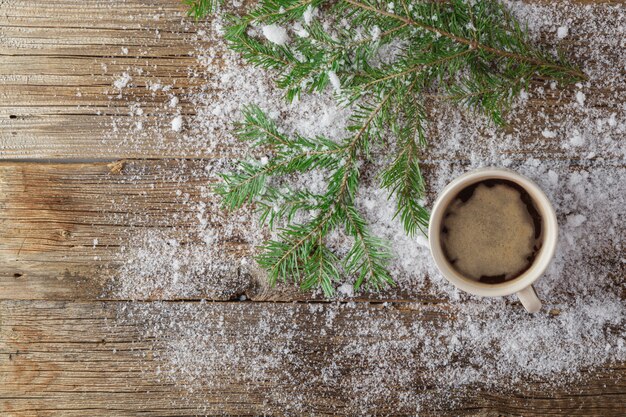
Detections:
428,168,558,313
440,179,543,284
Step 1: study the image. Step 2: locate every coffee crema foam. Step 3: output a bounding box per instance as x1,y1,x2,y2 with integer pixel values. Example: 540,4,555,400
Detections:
441,180,542,284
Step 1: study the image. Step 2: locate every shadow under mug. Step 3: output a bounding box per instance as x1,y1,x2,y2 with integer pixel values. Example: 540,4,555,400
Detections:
428,167,558,313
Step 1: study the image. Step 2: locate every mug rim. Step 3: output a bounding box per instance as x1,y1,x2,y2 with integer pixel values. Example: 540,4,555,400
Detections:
428,167,558,297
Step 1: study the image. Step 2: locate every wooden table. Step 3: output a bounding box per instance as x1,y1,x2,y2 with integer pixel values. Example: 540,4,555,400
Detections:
1,0,624,415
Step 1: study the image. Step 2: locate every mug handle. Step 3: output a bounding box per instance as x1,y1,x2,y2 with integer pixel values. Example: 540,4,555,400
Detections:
517,285,542,313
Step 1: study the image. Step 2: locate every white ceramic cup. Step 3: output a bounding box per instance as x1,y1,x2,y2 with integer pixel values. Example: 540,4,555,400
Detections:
428,167,558,313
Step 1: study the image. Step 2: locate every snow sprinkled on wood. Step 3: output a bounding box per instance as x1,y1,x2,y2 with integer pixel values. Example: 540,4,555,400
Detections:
100,1,626,413
113,72,132,89
171,115,183,132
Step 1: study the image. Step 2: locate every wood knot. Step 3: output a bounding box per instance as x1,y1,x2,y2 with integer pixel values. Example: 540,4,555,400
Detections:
108,160,126,175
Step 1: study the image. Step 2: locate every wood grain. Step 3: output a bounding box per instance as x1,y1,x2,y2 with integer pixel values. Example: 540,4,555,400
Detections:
0,0,209,159
0,159,247,300
1,300,625,416
0,159,459,302
1,0,624,159
1,0,625,415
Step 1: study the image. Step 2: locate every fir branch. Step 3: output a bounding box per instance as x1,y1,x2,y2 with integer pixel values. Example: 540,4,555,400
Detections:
219,98,395,294
256,188,324,229
342,203,393,290
252,89,394,293
257,213,336,291
184,0,222,18
343,0,585,80
225,29,293,69
208,0,586,295
215,105,344,211
380,99,429,236
236,104,291,146
301,239,341,294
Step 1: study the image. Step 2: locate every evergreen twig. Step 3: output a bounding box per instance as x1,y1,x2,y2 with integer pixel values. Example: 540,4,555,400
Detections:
184,0,223,18
199,0,585,295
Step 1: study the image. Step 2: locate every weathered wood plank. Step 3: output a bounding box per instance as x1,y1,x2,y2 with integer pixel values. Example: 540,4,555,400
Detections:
0,159,461,302
1,0,624,159
0,0,211,159
1,300,624,416
0,159,249,301
0,1,623,416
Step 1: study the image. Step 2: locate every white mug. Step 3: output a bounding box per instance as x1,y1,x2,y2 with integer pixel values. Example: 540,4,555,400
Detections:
428,167,558,313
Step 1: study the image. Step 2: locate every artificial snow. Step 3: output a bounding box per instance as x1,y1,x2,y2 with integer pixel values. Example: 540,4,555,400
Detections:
171,115,183,132
101,1,625,414
371,25,381,41
569,130,585,147
303,5,315,25
338,282,355,297
328,70,341,92
113,72,132,89
262,24,289,45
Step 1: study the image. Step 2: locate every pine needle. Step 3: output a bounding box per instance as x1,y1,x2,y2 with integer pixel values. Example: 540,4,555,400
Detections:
184,0,223,18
